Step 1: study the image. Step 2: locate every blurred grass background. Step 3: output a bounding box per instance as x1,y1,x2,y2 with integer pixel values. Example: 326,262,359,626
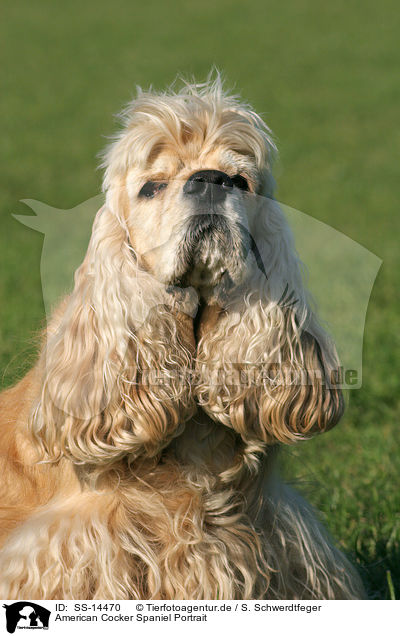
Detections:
1,0,399,598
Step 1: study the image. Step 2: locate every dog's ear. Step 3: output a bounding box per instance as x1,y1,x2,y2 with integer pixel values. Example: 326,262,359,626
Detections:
255,319,344,444
195,200,344,448
32,205,197,476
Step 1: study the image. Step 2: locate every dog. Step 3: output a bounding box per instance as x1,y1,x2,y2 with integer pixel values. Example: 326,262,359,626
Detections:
0,75,364,599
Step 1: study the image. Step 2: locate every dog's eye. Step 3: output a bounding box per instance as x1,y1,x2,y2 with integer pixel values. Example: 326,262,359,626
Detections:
231,174,249,191
138,181,168,198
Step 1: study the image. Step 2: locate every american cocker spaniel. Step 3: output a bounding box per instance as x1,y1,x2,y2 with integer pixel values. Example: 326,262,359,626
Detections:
0,75,364,599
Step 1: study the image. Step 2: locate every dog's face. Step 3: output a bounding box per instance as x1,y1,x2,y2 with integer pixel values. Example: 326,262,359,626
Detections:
106,97,274,304
125,148,256,302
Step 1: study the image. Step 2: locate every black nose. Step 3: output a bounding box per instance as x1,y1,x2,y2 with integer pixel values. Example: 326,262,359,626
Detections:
183,170,233,204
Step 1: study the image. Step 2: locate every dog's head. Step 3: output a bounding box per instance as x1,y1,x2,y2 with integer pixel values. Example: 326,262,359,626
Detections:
102,82,276,306
33,75,343,478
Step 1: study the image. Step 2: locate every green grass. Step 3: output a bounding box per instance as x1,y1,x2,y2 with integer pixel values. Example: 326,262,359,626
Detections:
1,0,399,599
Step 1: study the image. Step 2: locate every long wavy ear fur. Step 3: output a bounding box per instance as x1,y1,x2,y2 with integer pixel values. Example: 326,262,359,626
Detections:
195,198,344,451
31,205,197,477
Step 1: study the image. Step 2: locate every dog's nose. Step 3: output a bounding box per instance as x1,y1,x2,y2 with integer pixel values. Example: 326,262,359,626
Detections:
183,170,233,204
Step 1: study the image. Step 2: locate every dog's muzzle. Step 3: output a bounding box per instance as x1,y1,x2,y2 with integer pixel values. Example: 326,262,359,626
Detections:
172,170,252,299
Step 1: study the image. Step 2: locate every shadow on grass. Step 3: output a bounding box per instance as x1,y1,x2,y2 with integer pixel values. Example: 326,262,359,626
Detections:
356,540,400,600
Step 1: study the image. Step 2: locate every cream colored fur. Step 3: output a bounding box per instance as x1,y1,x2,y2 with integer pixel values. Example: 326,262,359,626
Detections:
0,75,364,599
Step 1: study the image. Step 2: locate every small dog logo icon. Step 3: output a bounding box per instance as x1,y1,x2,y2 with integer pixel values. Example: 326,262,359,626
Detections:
2,603,50,633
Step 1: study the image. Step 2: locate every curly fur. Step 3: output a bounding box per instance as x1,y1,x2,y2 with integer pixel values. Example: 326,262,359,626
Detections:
0,74,364,599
